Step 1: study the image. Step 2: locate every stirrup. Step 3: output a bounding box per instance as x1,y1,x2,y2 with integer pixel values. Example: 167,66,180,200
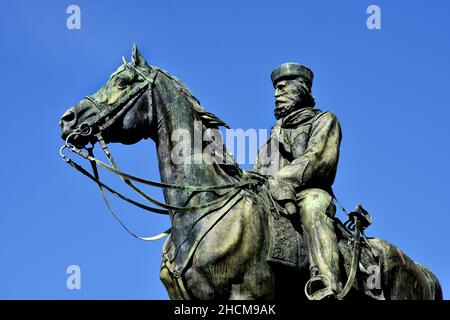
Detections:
304,275,335,300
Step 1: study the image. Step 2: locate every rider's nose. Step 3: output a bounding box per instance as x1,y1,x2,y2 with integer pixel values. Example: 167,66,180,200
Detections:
274,88,281,98
60,109,76,128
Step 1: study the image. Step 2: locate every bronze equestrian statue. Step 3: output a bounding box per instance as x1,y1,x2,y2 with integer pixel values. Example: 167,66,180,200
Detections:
59,45,442,300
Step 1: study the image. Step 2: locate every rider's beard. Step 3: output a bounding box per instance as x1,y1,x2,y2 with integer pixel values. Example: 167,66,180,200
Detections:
274,101,297,120
274,85,314,120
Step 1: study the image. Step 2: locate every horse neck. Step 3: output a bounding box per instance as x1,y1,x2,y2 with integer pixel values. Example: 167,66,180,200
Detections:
152,72,240,209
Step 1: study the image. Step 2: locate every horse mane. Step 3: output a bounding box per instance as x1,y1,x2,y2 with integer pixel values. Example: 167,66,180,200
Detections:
152,66,230,129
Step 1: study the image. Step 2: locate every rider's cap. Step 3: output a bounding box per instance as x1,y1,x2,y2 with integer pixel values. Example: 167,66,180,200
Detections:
271,63,314,90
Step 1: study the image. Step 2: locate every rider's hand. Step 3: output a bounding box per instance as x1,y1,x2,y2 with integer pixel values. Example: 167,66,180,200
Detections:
266,177,298,216
284,201,297,216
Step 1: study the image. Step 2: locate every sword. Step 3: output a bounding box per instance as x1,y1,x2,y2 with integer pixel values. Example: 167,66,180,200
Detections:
338,204,372,300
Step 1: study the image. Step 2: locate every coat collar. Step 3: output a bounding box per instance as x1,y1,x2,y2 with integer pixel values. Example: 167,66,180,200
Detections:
280,107,321,128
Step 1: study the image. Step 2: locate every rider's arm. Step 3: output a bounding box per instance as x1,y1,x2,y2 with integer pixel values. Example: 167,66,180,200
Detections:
270,112,342,198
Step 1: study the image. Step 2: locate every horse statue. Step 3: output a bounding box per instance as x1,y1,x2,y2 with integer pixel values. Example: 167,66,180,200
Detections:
59,45,442,300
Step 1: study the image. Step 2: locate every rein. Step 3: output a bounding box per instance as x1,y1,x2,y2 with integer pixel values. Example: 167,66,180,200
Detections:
60,63,257,241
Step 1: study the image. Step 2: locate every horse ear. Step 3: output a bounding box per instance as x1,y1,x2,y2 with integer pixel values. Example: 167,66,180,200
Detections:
131,43,148,67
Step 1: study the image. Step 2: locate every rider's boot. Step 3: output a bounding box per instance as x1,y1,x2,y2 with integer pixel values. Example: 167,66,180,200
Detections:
298,189,342,300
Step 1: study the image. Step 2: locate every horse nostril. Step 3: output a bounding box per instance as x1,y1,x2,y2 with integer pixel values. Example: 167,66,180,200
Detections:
60,110,76,126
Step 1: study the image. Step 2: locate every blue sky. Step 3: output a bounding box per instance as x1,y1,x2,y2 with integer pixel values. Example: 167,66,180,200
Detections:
0,0,449,299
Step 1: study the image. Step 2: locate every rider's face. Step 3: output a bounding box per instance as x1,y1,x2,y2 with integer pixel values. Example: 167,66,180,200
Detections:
274,79,302,110
274,78,310,119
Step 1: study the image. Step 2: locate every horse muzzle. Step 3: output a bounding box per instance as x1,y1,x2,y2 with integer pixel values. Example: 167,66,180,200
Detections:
60,99,98,146
60,108,77,139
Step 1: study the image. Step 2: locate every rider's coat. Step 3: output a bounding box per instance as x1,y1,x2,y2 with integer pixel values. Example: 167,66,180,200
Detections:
254,106,342,201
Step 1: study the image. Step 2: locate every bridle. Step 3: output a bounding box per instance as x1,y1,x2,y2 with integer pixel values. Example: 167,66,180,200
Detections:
60,60,258,241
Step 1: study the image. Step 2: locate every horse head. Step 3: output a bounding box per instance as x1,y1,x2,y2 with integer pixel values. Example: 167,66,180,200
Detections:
60,44,156,148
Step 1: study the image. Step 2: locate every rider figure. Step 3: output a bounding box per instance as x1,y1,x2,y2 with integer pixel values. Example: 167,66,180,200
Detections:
254,63,343,299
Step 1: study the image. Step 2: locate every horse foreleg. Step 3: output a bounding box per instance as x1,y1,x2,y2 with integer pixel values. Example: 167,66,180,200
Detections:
160,260,188,300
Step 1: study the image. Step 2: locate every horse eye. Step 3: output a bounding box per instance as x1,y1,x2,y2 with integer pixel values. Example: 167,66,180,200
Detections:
117,78,127,88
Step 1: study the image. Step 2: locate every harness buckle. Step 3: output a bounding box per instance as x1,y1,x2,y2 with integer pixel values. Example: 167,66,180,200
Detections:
173,265,183,278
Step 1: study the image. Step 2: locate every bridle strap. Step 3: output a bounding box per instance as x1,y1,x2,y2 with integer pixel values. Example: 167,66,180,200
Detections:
64,142,253,211
63,152,169,215
82,65,158,134
61,144,252,241
67,142,255,193
62,143,254,242
98,84,149,132
86,147,172,241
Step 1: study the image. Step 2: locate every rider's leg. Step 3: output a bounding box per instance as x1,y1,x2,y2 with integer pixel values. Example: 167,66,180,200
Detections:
297,188,342,294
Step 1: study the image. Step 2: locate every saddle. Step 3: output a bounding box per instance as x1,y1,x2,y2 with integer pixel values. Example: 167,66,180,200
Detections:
267,200,385,299
266,202,309,269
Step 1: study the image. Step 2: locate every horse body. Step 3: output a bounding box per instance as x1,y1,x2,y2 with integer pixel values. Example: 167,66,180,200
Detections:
59,45,442,300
